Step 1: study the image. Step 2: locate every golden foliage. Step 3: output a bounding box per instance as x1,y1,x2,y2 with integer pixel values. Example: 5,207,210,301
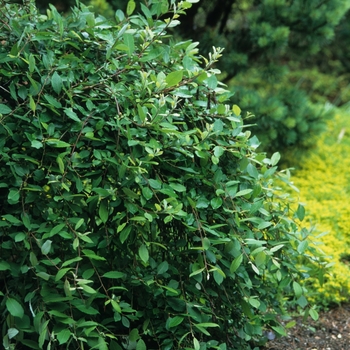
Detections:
288,113,350,306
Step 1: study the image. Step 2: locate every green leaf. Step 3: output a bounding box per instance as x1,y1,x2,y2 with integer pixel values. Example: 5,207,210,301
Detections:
148,179,162,189
213,270,223,285
0,261,10,271
206,75,217,89
214,146,224,157
6,298,24,318
270,152,281,166
166,70,183,87
210,197,222,209
157,261,169,275
129,328,140,342
230,254,243,273
196,322,219,328
111,299,122,313
137,104,146,123
258,221,272,230
126,0,136,16
293,281,303,298
99,199,109,224
64,108,81,122
297,240,308,254
123,33,135,56
0,104,12,114
139,244,149,263
8,328,19,340
232,104,241,116
57,329,71,345
82,249,106,261
234,189,253,197
28,54,35,73
271,325,287,336
169,316,184,328
73,302,99,315
169,182,186,192
41,240,52,255
248,297,260,309
309,308,319,321
142,187,153,200
102,271,125,279
55,268,72,281
136,339,146,350
2,214,21,224
61,257,82,267
120,226,132,244
193,337,200,350
51,71,62,94
46,139,71,148
31,140,43,149
296,204,305,221
37,272,50,280
8,189,20,204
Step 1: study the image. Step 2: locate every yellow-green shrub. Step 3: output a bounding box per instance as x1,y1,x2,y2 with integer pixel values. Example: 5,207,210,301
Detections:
287,113,350,306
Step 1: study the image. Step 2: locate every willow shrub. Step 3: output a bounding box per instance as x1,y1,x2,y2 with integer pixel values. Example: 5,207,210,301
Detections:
0,1,325,349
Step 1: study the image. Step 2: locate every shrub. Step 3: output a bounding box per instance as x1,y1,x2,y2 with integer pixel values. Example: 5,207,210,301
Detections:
0,1,324,349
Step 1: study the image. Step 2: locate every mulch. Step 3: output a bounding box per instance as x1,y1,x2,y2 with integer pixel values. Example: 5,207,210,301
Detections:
263,305,350,350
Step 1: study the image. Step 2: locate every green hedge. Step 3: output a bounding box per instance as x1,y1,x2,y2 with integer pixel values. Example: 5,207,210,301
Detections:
0,1,325,349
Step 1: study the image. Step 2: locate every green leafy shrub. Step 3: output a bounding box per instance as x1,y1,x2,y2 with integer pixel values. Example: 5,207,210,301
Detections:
0,1,325,349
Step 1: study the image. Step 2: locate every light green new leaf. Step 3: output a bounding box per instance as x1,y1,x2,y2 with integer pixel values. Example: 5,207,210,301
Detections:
41,240,52,255
8,328,19,340
166,70,183,87
126,0,136,16
232,104,241,116
193,337,200,350
270,152,281,166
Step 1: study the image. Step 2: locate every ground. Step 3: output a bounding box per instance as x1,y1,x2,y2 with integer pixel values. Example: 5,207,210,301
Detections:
263,305,350,350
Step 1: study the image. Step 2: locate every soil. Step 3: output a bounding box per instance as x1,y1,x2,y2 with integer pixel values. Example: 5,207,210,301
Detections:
263,305,350,350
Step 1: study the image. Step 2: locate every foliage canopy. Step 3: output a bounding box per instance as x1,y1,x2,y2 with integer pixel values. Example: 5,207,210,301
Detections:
0,1,325,349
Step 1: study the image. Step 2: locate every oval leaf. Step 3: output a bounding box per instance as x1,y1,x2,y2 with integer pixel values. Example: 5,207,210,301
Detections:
6,298,24,318
139,244,149,263
166,70,183,87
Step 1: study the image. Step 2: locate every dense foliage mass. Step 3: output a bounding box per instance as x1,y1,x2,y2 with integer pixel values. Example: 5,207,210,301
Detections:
0,1,325,349
33,1,350,153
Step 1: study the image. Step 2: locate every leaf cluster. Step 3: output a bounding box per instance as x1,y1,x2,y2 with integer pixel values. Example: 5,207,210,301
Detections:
0,1,325,349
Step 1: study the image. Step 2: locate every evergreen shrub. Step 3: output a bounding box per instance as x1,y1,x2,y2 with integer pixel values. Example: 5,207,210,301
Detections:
0,1,325,349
